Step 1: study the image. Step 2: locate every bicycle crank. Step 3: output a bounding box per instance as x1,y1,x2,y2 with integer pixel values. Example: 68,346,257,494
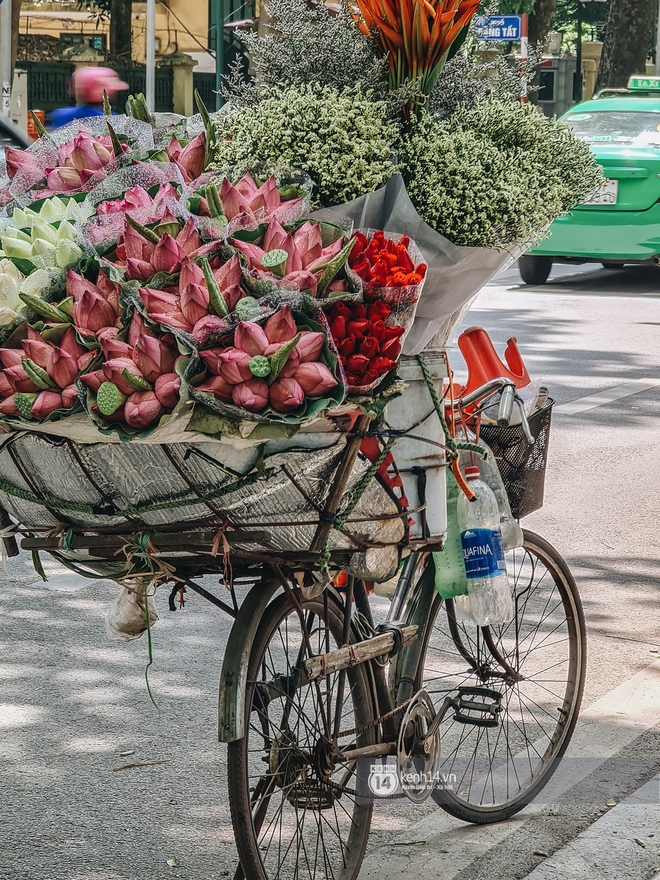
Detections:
397,689,442,804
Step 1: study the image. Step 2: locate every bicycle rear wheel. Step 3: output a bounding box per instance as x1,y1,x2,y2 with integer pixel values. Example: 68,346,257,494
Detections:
420,530,586,823
228,588,376,880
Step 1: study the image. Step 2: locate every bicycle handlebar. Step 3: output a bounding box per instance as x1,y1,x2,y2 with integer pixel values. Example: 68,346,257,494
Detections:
451,377,535,445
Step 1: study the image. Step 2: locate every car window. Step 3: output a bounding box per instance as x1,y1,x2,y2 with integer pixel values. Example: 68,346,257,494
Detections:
563,110,660,145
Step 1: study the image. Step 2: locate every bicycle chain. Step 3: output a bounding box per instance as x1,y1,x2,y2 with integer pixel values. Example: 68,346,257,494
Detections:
337,697,412,740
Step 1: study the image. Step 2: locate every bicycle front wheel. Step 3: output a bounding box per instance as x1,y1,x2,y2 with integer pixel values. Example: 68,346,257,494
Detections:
228,588,376,880
420,530,586,823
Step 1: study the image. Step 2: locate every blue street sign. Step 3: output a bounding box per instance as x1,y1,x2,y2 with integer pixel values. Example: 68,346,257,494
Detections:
474,15,523,41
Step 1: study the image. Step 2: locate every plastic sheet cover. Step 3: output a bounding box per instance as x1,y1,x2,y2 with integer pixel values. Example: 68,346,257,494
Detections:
311,175,522,354
0,431,405,564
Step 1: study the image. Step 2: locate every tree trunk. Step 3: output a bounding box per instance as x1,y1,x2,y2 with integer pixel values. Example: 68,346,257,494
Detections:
596,0,654,90
110,0,133,64
527,0,558,104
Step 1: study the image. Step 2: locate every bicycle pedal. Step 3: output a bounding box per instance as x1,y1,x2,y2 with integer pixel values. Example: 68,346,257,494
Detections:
451,686,502,727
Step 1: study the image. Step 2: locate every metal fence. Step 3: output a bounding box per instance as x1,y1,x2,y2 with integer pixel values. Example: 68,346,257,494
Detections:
15,62,174,114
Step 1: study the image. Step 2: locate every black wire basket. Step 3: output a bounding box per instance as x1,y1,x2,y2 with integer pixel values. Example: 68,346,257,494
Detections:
479,399,554,520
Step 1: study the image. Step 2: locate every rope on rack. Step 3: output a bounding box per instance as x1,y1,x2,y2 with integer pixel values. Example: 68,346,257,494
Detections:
416,353,488,462
0,468,273,520
318,436,396,573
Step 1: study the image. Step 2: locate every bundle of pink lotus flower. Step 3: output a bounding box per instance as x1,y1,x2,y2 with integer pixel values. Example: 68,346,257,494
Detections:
231,219,355,297
80,311,183,430
5,130,129,197
195,306,338,414
138,254,254,345
189,171,308,226
0,324,92,420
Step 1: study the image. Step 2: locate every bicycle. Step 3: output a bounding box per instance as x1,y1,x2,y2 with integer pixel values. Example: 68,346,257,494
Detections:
5,359,586,880
223,372,587,880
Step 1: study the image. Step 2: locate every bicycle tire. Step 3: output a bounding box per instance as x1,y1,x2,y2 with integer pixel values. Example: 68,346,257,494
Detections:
418,530,586,824
228,589,376,880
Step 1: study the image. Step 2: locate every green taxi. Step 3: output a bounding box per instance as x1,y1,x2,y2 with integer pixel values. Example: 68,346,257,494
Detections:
519,76,660,284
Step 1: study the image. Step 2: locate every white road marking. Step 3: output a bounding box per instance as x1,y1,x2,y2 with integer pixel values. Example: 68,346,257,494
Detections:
524,774,660,880
361,660,660,880
555,378,660,414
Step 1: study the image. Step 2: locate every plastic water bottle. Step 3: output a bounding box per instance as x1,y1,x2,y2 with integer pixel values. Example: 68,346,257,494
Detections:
457,466,513,626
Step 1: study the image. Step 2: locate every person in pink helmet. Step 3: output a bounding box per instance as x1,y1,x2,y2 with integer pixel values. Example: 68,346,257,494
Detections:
48,67,129,129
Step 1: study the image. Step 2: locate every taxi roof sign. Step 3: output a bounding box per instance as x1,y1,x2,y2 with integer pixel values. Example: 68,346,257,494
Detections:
628,76,660,91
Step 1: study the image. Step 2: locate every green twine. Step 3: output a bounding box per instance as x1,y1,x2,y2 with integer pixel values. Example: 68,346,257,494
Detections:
0,467,272,520
142,578,158,710
416,353,488,462
318,436,396,574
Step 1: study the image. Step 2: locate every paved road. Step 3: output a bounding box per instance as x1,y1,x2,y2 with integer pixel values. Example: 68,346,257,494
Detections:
3,261,660,879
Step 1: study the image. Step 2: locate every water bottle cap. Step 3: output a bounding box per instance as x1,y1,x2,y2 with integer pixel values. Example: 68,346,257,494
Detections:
464,466,480,480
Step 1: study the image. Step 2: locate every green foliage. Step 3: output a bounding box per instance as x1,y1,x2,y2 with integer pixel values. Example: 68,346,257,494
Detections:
210,84,398,208
399,100,602,249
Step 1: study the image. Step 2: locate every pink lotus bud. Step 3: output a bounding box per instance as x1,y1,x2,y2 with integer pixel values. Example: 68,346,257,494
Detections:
231,239,266,269
154,372,181,409
181,282,209,326
80,369,105,393
199,347,226,376
251,176,281,215
66,269,100,303
295,331,325,363
307,238,343,272
232,378,269,412
3,146,42,182
264,306,297,344
134,334,175,382
97,326,119,345
224,285,248,314
100,334,133,360
219,179,252,221
280,270,318,295
191,315,230,346
66,131,112,172
179,257,205,293
196,374,234,403
77,351,97,371
103,358,147,395
126,258,153,282
128,312,155,347
74,289,116,336
32,391,63,420
94,270,121,316
234,171,258,199
148,311,192,332
0,394,20,415
123,222,155,263
166,135,182,162
176,217,202,255
269,378,304,413
47,347,79,389
59,326,85,360
124,391,165,429
219,348,252,385
61,384,79,408
139,288,181,315
264,306,298,343
214,254,242,290
294,362,337,397
0,371,14,397
268,345,301,379
235,321,268,356
0,349,24,368
152,233,185,274
4,365,39,393
176,132,206,181
262,220,289,253
21,338,52,370
123,186,153,210
46,166,85,192
292,221,323,268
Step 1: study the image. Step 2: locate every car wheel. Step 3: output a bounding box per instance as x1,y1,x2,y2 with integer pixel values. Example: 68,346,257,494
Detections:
601,261,625,269
518,255,553,285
